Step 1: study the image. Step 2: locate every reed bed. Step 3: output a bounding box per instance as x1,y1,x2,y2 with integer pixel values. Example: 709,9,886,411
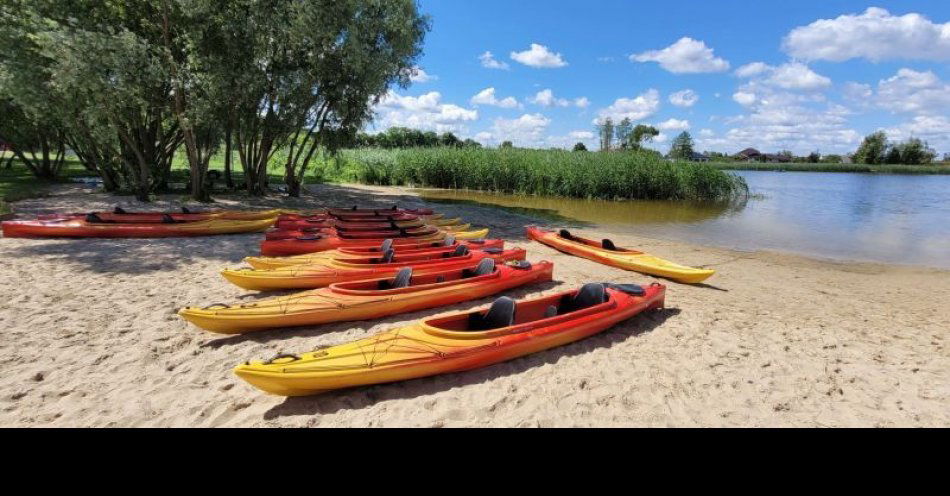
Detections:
323,148,749,201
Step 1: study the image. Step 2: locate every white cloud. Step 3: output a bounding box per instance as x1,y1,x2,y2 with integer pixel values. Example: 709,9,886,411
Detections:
843,82,873,101
404,66,437,83
656,119,690,131
884,115,950,152
699,129,715,138
735,62,772,78
489,113,552,146
596,89,661,122
375,91,478,133
570,131,595,140
574,97,591,109
669,89,699,107
766,62,831,90
530,89,569,107
719,102,861,155
470,87,520,109
510,44,568,68
783,7,950,62
875,69,950,115
478,51,510,70
733,91,757,106
631,37,730,74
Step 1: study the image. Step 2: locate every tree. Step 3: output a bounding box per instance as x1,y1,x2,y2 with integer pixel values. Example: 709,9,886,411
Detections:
630,124,659,151
896,138,936,165
854,131,888,165
573,142,588,152
0,100,66,179
669,131,694,160
595,118,614,151
807,151,820,163
614,118,633,149
884,145,902,165
440,132,461,148
500,141,514,149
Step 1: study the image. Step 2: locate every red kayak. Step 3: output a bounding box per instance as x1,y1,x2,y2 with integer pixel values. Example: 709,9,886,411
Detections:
325,206,434,218
273,217,424,231
261,231,449,256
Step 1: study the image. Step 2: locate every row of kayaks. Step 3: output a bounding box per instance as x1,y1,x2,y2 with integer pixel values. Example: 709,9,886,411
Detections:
172,207,712,397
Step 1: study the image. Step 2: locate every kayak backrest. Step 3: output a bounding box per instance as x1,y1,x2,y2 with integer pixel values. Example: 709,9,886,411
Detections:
379,248,395,264
378,267,413,290
463,258,495,278
381,239,394,253
114,206,127,214
443,234,456,246
468,296,516,331
446,245,469,258
602,239,618,251
559,229,574,241
558,283,607,315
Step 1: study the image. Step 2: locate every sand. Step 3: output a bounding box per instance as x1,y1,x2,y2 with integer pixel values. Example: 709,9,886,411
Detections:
0,182,947,427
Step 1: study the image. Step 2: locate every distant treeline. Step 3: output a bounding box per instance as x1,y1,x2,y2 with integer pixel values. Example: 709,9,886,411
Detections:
355,127,482,149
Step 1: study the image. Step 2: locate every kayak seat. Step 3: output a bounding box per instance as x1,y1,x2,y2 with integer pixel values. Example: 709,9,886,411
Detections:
85,213,113,224
605,283,646,296
544,306,559,318
560,229,574,241
464,258,495,278
114,207,127,214
380,239,394,253
507,260,533,270
380,267,413,290
468,296,516,331
445,245,469,258
480,247,503,255
379,248,395,264
602,239,618,251
443,234,457,246
161,214,177,224
181,207,191,214
559,283,606,315
468,238,485,245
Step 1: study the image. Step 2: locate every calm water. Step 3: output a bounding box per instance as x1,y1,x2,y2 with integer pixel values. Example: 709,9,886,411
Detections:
415,171,950,268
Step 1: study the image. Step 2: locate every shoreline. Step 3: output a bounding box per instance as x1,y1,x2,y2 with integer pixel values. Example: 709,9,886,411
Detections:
1,183,947,427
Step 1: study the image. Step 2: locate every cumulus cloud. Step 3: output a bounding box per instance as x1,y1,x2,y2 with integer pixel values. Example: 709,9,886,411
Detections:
656,119,690,131
574,97,591,109
720,103,861,155
766,62,832,90
875,69,950,115
884,115,950,151
510,44,568,68
404,66,437,83
570,131,595,140
735,62,771,78
375,91,478,133
631,37,730,74
733,91,757,107
470,87,520,109
783,7,950,62
489,113,552,146
669,89,699,107
596,89,661,122
530,89,569,107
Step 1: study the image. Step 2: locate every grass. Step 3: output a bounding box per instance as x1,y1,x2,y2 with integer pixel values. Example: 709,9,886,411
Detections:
317,148,750,202
0,152,90,215
710,161,950,174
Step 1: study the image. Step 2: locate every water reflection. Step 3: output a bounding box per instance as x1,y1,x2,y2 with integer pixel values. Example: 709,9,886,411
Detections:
415,171,950,268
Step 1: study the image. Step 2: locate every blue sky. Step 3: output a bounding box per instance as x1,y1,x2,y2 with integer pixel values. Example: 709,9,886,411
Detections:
372,1,950,155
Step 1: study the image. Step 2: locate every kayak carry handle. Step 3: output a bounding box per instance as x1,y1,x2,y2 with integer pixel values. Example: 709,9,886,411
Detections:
264,353,301,365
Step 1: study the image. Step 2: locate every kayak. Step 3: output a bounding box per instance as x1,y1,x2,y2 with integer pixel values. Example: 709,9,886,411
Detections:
223,245,526,291
260,228,490,256
234,282,666,396
526,227,715,284
37,208,286,223
264,218,464,240
181,259,553,334
2,216,276,238
325,206,434,217
244,237,505,270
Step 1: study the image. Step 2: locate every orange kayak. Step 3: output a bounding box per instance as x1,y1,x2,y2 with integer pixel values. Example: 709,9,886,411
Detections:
181,259,553,334
37,208,285,223
234,282,666,396
1,216,276,238
244,238,505,270
222,246,527,291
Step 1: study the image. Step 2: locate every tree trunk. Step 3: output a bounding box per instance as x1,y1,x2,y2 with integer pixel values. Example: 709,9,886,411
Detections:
224,125,234,190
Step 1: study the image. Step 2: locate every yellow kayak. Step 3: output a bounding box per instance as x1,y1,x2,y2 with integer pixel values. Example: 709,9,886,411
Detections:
527,227,715,284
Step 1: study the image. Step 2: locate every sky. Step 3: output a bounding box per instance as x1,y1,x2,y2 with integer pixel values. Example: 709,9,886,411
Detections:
370,1,950,156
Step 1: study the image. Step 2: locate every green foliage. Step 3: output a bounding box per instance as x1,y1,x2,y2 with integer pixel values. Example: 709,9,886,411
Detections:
500,141,514,149
854,131,889,165
669,132,694,160
573,142,588,152
322,148,749,201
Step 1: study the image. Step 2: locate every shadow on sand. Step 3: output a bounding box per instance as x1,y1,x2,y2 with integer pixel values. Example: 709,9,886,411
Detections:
258,306,681,420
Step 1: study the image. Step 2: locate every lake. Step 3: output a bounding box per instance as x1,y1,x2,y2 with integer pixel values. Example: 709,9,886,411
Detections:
415,171,950,268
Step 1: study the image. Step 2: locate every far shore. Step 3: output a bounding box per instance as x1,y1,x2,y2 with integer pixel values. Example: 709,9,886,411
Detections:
0,182,947,427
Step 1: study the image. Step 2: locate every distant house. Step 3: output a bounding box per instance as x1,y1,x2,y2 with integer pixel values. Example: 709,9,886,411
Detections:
735,148,762,161
690,152,710,162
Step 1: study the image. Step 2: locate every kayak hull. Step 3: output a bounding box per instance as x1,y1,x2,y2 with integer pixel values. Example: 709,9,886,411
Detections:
234,284,666,396
181,261,553,334
526,227,715,284
223,247,527,291
244,239,505,270
2,217,276,238
260,228,489,256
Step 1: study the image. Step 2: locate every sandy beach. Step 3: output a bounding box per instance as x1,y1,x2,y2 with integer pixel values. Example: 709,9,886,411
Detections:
0,182,947,427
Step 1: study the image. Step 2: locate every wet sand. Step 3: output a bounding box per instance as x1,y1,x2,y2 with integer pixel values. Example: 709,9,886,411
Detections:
0,182,947,427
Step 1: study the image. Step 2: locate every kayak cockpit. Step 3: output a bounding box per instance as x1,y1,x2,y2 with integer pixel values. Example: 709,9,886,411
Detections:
422,283,620,337
559,229,642,254
330,258,504,295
